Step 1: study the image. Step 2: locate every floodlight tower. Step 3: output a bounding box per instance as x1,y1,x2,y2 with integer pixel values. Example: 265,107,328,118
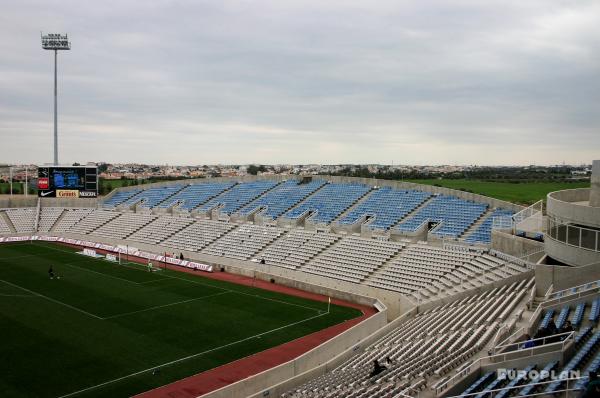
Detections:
41,33,71,166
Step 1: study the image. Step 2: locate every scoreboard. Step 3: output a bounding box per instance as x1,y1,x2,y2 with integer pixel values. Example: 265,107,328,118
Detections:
38,166,98,198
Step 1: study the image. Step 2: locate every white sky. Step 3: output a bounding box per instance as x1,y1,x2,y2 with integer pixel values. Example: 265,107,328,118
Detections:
1,0,599,165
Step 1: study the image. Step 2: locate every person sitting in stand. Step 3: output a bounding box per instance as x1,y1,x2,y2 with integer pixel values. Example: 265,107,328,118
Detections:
369,360,386,378
520,334,535,349
559,320,574,340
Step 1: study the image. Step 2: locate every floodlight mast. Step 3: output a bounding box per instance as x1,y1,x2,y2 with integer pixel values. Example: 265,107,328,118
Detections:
41,33,71,166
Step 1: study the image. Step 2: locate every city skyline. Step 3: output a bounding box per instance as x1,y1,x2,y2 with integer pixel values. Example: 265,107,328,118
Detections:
1,1,599,165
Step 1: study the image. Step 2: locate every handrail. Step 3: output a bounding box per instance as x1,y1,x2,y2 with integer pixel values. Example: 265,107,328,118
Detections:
549,279,600,300
494,327,524,354
493,331,574,354
445,375,585,398
434,333,573,395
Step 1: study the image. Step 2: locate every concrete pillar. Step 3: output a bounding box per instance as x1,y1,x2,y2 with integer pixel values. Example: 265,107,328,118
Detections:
590,160,600,207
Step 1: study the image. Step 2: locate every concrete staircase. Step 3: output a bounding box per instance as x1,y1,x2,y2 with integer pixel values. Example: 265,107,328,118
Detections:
390,195,436,230
0,211,17,234
48,209,68,233
461,207,494,240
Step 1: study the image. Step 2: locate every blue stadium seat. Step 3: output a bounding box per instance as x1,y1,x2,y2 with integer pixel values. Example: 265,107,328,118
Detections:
102,188,143,208
284,183,371,224
156,182,235,210
460,371,495,396
238,179,326,220
517,362,558,396
396,194,489,239
197,180,280,215
338,187,431,230
464,209,513,244
121,185,185,209
495,365,535,398
571,303,585,328
543,331,600,393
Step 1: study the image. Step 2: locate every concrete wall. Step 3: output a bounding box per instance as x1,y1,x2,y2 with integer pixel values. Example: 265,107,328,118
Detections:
544,234,600,268
547,188,599,228
0,195,38,208
535,260,600,295
590,160,600,207
491,230,544,258
0,195,98,209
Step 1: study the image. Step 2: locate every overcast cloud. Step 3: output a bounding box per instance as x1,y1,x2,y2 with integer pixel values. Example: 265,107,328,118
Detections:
1,0,598,165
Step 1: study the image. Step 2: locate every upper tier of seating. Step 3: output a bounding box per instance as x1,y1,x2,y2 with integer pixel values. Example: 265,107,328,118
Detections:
155,182,235,210
465,208,514,244
284,183,371,224
338,187,431,230
197,180,279,215
397,195,488,238
238,179,326,220
102,188,142,208
121,185,185,209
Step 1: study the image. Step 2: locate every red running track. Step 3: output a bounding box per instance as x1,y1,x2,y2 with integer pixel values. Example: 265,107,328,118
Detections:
57,243,377,398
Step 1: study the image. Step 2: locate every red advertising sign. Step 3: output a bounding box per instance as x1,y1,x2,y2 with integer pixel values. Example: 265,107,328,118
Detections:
38,177,49,189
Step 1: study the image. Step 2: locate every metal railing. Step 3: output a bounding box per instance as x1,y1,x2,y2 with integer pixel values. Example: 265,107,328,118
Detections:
446,376,587,398
434,331,572,395
547,216,600,252
549,279,600,300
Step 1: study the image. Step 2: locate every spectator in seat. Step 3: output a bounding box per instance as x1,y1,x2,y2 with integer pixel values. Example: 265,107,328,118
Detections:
520,334,535,349
369,360,386,378
560,320,573,340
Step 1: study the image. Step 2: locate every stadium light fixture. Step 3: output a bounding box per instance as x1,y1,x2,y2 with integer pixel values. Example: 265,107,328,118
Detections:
41,33,71,166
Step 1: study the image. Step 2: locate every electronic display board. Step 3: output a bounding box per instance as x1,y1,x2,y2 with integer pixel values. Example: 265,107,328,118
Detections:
38,166,98,198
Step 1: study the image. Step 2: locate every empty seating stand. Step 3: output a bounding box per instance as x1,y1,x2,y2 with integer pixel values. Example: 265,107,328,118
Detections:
284,183,371,225
197,180,280,215
303,237,404,283
102,188,142,208
397,195,487,239
338,187,431,231
155,182,235,211
38,208,65,232
238,179,326,220
162,219,235,252
121,185,185,209
5,208,36,233
258,229,339,269
465,208,513,244
202,224,284,260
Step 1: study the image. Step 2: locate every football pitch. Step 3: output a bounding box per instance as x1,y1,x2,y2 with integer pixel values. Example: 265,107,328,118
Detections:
0,242,362,398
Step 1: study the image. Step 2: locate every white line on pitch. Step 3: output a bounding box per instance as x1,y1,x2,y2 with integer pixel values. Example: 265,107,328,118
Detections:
56,311,329,398
103,291,231,320
121,261,322,312
0,279,103,320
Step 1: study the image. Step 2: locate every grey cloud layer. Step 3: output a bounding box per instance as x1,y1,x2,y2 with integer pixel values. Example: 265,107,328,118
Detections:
1,0,598,165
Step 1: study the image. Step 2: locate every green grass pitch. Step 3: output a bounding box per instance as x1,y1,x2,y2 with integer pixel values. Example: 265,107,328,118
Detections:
0,242,362,398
